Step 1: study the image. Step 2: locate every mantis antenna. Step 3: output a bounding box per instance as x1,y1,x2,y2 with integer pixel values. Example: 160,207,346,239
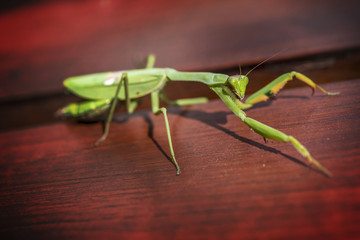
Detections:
245,49,286,77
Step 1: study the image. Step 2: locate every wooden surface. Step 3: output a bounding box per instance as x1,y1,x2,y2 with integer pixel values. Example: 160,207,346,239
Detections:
1,79,360,239
1,0,360,239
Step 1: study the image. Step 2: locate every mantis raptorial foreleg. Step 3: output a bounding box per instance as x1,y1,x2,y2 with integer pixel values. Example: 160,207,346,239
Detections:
95,73,129,146
244,71,339,107
151,90,180,175
211,85,332,177
243,118,332,176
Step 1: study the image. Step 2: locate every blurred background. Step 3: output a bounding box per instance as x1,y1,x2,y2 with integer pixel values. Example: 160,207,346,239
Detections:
1,0,360,94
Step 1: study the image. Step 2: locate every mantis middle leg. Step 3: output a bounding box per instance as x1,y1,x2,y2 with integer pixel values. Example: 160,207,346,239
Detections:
159,90,208,106
151,90,180,175
244,71,339,109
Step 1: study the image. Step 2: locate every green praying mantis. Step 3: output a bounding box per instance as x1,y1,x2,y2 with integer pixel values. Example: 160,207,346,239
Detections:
57,54,339,176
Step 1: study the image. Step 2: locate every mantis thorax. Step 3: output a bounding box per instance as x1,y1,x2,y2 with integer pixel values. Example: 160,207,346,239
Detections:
227,75,249,99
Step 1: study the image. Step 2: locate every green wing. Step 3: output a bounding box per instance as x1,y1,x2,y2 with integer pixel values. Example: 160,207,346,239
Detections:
63,68,169,100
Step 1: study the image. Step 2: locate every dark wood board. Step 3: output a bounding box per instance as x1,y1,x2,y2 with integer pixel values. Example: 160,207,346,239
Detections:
1,79,359,239
1,0,360,98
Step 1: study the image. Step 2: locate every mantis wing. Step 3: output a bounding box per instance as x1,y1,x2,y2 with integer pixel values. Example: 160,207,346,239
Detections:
63,69,168,100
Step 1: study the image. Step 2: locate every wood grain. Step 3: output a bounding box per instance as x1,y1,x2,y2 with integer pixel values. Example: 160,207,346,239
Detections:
1,79,359,239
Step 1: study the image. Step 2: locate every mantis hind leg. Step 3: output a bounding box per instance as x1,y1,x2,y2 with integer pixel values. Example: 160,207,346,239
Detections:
245,71,339,107
151,90,180,175
95,73,129,146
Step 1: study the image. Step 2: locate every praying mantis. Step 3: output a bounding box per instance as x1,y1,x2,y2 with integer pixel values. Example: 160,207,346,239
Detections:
57,54,339,176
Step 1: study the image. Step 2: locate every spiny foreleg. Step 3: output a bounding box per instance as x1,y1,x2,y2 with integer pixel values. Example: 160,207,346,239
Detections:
245,71,339,107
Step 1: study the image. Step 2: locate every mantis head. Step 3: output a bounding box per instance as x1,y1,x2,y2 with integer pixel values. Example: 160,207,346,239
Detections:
227,75,249,99
225,50,285,100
